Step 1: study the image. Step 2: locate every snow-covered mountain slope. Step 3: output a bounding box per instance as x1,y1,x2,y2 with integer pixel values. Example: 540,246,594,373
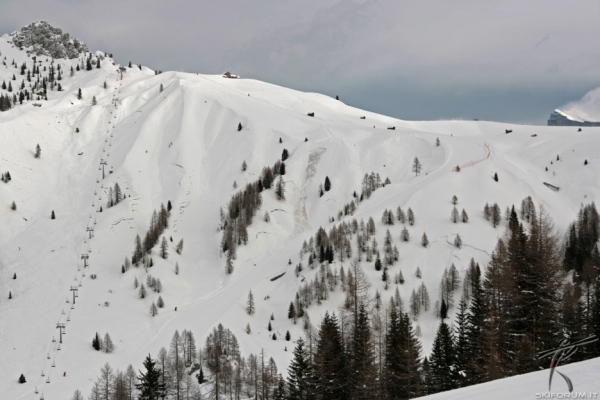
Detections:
416,356,600,399
1,28,600,399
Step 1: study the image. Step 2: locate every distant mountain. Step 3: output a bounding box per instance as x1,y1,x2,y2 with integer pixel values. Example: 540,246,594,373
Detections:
548,86,600,126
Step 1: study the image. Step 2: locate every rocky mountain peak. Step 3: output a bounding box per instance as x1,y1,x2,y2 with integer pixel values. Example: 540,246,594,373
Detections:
9,20,89,59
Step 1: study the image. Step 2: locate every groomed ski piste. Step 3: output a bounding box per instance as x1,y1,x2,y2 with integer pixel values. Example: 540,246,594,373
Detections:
1,31,600,399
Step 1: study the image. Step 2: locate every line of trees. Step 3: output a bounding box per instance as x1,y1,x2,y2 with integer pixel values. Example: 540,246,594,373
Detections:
220,157,288,261
78,326,283,400
1,50,104,111
287,200,600,397
75,201,600,399
132,204,170,266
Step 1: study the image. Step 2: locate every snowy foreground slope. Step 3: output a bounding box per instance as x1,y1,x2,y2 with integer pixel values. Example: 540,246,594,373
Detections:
416,356,600,399
1,32,600,399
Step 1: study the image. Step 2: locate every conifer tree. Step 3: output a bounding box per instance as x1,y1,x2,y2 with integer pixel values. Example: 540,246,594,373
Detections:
408,208,415,225
385,307,422,398
453,299,470,388
92,333,101,351
454,234,462,248
160,236,168,259
288,302,296,323
18,374,26,383
139,283,147,299
287,338,315,400
451,206,459,223
324,176,331,191
492,203,501,228
157,295,164,308
412,157,422,176
246,290,255,315
466,264,486,384
462,209,469,223
225,257,234,274
429,321,457,393
133,234,143,265
422,232,429,248
136,354,166,399
51,210,55,219
351,303,376,399
401,226,410,241
275,176,285,200
274,374,286,400
34,143,41,158
314,312,349,399
103,332,115,353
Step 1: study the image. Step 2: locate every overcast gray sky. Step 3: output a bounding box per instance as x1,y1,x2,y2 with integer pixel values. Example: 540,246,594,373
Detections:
1,0,599,124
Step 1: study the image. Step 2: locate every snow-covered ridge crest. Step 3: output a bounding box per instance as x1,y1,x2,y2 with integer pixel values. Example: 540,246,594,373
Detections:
9,20,89,59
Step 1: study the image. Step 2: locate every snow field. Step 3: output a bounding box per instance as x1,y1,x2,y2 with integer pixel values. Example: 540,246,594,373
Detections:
1,34,600,398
